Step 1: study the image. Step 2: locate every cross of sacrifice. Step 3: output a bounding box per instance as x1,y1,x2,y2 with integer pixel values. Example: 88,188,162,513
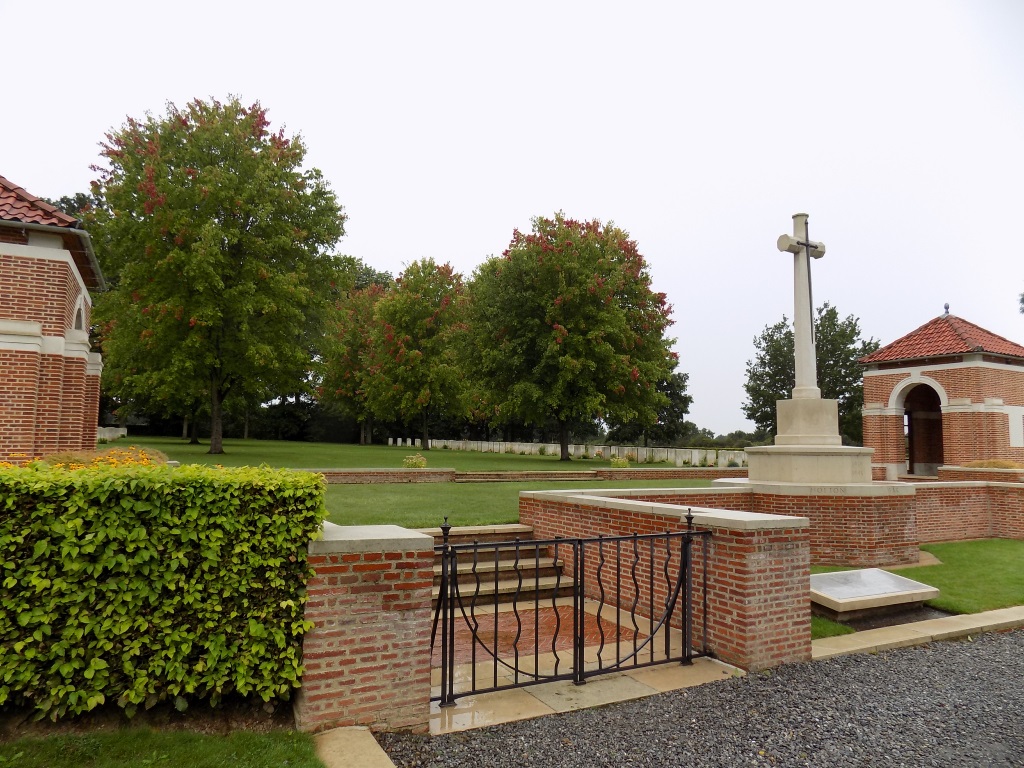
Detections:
776,213,826,400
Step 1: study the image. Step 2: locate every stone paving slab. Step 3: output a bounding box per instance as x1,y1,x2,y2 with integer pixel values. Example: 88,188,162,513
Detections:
316,726,396,768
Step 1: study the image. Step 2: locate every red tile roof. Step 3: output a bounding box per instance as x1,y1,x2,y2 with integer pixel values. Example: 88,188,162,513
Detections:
860,314,1024,364
0,175,80,227
0,175,105,290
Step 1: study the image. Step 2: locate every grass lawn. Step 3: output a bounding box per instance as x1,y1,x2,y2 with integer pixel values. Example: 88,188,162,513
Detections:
122,436,645,470
325,478,713,528
0,729,321,768
891,539,1024,614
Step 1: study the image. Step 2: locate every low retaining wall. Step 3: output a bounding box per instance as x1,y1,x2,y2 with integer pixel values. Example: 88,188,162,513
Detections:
914,481,1024,542
308,467,749,484
592,484,918,567
519,492,811,671
388,438,748,467
294,524,434,733
937,466,1024,483
312,469,457,484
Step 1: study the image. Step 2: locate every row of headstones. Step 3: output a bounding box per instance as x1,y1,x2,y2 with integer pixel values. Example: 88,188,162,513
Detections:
387,438,747,467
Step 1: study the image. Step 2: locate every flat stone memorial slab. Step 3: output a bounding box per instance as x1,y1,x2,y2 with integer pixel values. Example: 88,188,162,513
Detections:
811,568,939,618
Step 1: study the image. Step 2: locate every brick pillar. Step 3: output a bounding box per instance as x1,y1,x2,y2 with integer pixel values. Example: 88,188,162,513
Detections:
0,348,41,462
82,353,103,449
294,524,434,733
701,521,811,671
35,353,64,457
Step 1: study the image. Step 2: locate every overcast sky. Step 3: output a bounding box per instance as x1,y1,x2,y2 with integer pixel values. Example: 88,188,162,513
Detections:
4,1,1022,433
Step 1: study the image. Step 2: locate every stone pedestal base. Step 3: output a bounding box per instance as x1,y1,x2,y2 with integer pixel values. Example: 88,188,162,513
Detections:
745,444,873,484
775,398,842,446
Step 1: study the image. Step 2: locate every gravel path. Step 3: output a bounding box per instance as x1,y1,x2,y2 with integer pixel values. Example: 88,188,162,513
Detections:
380,629,1024,767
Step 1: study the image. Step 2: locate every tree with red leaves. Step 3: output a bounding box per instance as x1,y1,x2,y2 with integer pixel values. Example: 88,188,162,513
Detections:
91,97,345,453
468,213,678,461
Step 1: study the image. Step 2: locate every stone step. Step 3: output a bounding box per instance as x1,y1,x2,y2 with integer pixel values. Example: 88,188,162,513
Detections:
433,557,564,581
417,523,535,545
431,575,577,607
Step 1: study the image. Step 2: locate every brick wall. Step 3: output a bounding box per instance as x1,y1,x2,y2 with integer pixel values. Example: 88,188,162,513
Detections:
294,524,434,733
315,469,457,484
0,349,39,460
1,245,101,461
564,485,918,567
519,493,811,672
913,484,992,542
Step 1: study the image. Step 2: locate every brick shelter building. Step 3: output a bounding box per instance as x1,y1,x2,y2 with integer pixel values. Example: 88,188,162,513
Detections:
0,176,105,462
861,310,1024,480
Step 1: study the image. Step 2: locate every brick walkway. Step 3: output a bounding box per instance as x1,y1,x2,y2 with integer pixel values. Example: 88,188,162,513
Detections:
431,604,652,667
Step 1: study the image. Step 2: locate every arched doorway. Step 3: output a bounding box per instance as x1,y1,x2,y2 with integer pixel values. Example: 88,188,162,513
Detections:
904,384,943,476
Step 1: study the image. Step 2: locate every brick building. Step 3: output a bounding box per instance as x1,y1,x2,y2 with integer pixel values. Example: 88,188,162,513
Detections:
0,176,105,462
861,310,1024,480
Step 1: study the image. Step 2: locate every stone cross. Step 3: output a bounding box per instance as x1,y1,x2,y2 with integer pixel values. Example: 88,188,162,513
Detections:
777,213,825,399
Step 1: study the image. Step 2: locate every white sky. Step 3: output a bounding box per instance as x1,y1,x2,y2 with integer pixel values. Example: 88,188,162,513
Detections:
4,1,1022,433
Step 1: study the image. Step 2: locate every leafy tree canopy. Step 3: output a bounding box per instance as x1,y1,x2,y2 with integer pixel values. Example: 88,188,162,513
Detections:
468,213,677,460
742,303,880,444
361,259,467,447
91,97,346,453
605,371,693,446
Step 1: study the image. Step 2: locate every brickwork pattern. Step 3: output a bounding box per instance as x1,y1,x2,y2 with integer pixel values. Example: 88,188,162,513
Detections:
0,254,83,335
519,496,811,672
0,350,40,459
914,485,992,543
571,486,918,567
864,365,1024,468
0,248,101,461
294,546,434,733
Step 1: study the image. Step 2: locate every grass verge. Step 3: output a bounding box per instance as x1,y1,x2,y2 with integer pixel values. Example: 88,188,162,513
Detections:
892,539,1024,614
0,729,321,768
120,436,688,471
811,615,856,639
324,479,714,528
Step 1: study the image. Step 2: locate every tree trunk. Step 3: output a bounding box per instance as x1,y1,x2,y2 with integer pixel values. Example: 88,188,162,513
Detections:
208,384,225,454
559,420,571,462
189,414,200,445
182,416,189,440
421,411,430,450
243,407,250,440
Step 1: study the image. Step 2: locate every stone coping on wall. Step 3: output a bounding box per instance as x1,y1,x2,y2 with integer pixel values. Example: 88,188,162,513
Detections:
310,521,434,554
711,478,917,497
519,490,809,531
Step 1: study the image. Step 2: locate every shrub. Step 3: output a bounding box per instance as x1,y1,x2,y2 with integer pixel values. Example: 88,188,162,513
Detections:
609,456,630,469
625,453,637,463
594,450,604,459
0,463,325,720
538,445,547,456
727,460,740,467
403,453,428,468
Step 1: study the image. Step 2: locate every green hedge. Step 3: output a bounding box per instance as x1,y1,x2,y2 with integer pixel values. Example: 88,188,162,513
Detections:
0,463,326,720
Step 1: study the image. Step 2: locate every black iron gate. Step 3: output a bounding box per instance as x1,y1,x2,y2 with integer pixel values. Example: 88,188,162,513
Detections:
431,513,710,706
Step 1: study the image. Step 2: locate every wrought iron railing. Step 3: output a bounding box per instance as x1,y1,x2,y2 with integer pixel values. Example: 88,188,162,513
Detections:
431,512,710,706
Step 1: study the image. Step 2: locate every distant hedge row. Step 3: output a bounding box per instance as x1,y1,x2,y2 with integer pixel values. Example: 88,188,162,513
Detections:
0,464,326,719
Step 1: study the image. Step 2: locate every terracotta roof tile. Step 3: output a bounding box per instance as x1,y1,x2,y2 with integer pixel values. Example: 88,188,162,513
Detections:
0,174,80,228
860,314,1024,364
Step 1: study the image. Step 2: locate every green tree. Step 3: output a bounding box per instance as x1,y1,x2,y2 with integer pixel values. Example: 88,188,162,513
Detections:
92,97,346,453
742,303,880,444
606,370,693,446
362,259,467,448
321,281,390,444
468,213,677,461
